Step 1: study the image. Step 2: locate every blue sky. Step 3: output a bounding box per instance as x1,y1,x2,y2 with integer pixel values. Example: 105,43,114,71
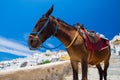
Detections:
0,0,120,56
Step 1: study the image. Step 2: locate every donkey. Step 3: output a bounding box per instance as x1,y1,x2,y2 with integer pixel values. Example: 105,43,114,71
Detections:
28,5,111,80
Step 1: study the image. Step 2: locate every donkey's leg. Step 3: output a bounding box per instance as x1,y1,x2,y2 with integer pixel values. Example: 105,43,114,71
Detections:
103,50,111,80
103,61,109,80
81,58,88,80
71,60,79,80
96,64,103,80
103,56,110,80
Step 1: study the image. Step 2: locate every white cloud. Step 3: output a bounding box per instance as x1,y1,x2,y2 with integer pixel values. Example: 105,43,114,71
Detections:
0,36,39,56
45,42,55,48
23,32,29,41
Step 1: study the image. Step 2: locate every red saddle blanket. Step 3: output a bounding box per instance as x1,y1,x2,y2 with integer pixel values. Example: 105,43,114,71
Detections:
80,28,109,51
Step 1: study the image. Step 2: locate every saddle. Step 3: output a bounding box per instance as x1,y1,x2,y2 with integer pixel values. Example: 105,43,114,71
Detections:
75,24,99,44
85,29,99,44
75,24,109,51
75,24,109,62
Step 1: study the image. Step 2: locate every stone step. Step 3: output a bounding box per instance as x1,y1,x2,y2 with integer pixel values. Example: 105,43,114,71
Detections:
65,54,120,80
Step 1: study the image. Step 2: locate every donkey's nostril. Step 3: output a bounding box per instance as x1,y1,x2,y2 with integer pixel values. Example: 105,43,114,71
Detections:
28,35,40,49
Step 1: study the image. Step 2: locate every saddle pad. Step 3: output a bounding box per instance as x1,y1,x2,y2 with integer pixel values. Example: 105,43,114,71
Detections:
80,28,109,51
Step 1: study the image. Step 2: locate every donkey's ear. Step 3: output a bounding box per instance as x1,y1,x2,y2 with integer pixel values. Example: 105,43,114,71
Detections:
44,5,54,17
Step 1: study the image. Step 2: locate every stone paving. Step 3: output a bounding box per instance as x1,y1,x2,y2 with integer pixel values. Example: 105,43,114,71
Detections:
65,54,120,80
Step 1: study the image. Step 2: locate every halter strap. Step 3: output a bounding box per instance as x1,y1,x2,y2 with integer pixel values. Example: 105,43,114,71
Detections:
37,17,50,35
54,25,59,35
30,17,50,35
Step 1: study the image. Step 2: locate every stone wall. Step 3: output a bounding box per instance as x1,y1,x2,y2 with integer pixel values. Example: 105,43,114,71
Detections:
0,61,72,80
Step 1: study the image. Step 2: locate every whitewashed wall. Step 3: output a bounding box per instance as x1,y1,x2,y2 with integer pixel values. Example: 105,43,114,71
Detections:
0,61,72,80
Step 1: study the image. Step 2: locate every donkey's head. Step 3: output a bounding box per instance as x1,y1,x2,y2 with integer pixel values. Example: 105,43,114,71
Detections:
28,5,57,50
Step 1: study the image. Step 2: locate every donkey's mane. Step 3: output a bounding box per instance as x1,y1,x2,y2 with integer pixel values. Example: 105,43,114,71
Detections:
51,16,75,30
57,18,73,27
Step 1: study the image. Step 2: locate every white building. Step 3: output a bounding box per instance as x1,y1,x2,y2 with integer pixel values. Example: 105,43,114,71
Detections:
110,33,120,55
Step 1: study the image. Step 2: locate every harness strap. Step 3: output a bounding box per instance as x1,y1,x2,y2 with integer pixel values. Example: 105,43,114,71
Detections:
88,44,94,63
66,31,79,48
80,28,94,63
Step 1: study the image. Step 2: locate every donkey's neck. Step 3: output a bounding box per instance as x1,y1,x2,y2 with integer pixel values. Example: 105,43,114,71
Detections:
55,19,76,47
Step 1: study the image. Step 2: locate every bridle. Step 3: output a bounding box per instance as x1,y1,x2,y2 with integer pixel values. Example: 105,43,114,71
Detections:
30,16,62,50
31,16,59,39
